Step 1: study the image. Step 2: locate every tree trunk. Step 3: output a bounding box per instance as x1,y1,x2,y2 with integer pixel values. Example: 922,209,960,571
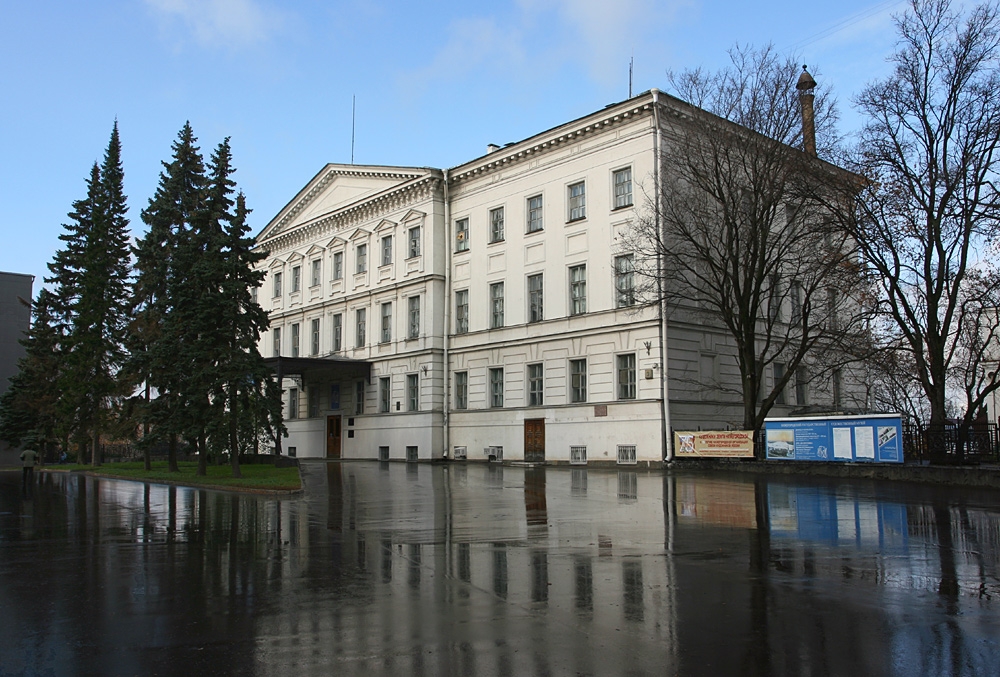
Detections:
92,429,101,467
143,381,152,471
229,388,242,479
197,435,207,476
168,433,179,473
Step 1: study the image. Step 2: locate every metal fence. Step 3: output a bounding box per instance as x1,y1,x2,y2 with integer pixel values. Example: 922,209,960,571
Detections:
902,422,1000,464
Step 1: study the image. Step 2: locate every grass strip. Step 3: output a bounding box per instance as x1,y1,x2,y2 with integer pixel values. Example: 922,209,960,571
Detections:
58,461,301,492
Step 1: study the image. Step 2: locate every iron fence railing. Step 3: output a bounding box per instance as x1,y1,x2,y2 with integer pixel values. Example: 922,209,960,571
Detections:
902,422,1000,464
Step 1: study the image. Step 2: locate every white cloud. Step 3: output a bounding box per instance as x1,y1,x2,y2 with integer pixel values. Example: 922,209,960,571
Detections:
145,0,282,49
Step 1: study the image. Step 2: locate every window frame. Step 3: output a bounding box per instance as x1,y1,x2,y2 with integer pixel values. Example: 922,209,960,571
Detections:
617,353,636,400
490,282,505,329
332,313,342,352
526,194,543,233
291,265,301,293
455,371,468,410
272,271,282,298
310,318,320,356
355,308,366,348
333,252,343,280
272,327,281,357
489,367,504,408
356,244,368,274
311,259,321,287
569,264,587,316
355,380,364,415
489,206,505,243
567,181,586,222
379,377,391,413
288,387,299,419
612,167,633,209
291,322,300,357
380,302,392,344
408,296,420,339
408,226,421,258
455,289,469,334
615,254,635,308
570,358,587,403
528,363,544,406
455,217,469,252
406,373,419,411
381,235,393,267
528,273,543,323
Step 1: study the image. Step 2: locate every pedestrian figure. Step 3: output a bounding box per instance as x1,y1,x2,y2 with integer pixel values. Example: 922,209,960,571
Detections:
20,445,38,495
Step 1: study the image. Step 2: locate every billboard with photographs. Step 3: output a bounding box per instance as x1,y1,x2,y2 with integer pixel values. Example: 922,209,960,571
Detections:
764,414,903,463
674,430,755,458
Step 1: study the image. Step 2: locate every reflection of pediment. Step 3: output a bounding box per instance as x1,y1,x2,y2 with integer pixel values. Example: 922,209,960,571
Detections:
259,164,429,240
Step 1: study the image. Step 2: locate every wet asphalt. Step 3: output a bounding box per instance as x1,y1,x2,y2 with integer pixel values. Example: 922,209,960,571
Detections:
1,462,999,676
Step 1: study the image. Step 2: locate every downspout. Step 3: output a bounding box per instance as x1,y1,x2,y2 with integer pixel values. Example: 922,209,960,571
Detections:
652,89,674,462
442,170,452,458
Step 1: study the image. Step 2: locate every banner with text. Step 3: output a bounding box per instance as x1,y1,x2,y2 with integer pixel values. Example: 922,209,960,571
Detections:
675,430,755,458
764,414,903,463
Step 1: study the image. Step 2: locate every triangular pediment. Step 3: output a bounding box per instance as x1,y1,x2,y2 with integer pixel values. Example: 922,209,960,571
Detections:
349,228,371,242
374,219,397,233
400,209,426,224
287,251,304,262
268,257,286,270
257,164,430,241
325,235,347,249
305,244,325,256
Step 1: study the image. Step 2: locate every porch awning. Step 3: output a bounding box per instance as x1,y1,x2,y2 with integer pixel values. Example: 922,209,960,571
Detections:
263,355,372,381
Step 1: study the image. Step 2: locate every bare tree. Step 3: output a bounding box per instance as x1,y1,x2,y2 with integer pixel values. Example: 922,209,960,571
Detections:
622,45,869,438
847,0,1000,431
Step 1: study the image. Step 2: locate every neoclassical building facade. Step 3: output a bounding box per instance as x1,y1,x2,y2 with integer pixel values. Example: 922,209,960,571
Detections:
254,90,855,464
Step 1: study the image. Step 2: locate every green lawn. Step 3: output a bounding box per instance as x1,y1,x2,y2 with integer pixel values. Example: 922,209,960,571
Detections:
58,461,301,492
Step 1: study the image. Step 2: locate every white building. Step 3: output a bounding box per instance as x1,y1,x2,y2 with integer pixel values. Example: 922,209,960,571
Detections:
254,90,853,464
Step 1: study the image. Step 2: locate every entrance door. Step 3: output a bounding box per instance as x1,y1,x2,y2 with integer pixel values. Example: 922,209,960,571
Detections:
326,415,342,459
524,418,545,463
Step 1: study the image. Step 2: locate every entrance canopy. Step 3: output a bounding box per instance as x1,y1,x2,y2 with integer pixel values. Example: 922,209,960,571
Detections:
263,356,372,382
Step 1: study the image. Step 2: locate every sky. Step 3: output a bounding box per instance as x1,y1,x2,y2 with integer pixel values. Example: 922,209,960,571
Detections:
0,0,909,294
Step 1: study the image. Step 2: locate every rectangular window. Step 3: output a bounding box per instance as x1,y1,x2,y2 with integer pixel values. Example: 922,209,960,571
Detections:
617,354,636,400
288,388,299,419
380,302,392,344
355,380,364,414
272,271,282,297
568,181,586,221
408,226,421,258
356,308,366,347
455,371,468,410
832,368,843,408
570,358,587,403
617,444,637,465
455,290,469,334
489,207,505,242
356,244,367,274
615,254,635,308
379,377,390,413
311,259,321,287
795,367,808,406
768,274,781,322
333,252,343,280
381,235,393,266
291,265,301,292
291,323,300,357
527,195,543,233
528,273,543,323
332,313,342,352
272,327,281,357
407,373,419,411
570,264,586,315
310,318,320,356
773,362,786,405
528,363,544,406
570,446,587,465
790,281,802,325
407,296,420,339
489,368,504,408
309,385,319,418
490,282,504,329
613,167,633,209
455,217,469,251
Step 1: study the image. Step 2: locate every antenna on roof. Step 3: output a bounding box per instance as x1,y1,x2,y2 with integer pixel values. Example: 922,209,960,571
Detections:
351,95,356,165
629,53,634,98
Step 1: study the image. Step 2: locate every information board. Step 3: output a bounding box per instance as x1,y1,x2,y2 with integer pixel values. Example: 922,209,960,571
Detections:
764,414,903,463
674,430,755,458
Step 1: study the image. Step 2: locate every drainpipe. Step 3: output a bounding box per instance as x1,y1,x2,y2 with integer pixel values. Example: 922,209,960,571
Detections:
652,89,674,462
442,170,452,459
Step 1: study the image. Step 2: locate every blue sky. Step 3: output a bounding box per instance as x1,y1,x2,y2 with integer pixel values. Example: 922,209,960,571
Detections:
0,0,907,292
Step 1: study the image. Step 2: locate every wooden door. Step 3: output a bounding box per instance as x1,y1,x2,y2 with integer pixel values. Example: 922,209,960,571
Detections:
326,415,342,459
524,418,545,463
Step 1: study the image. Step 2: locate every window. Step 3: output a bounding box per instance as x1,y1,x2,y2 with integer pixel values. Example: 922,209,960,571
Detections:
288,388,299,419
356,244,367,273
570,358,587,403
790,281,802,325
291,323,300,357
570,265,586,315
489,206,505,242
379,377,391,413
356,308,366,347
311,259,321,287
455,217,469,251
355,380,364,414
795,367,808,406
617,444,637,465
489,368,504,408
527,195,543,233
332,313,342,352
832,368,843,408
615,254,635,308
272,327,281,357
528,363,544,406
456,290,469,334
310,318,320,356
272,271,282,298
251,285,258,305
380,302,392,344
617,354,636,400
381,235,393,266
528,274,544,323
408,226,421,257
570,446,587,465
333,252,343,280
490,282,504,328
407,373,419,411
309,385,319,418
291,265,301,293
455,371,468,409
568,181,586,221
768,274,781,322
408,296,420,339
613,167,633,209
773,362,786,405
